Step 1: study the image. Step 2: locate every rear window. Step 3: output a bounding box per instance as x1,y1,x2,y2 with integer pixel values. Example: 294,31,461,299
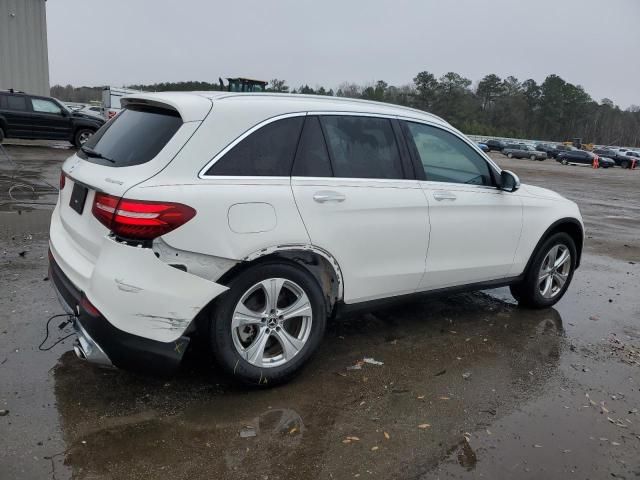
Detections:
79,105,182,167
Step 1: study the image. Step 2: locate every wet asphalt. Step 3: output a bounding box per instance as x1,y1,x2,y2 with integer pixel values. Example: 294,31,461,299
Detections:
0,143,639,479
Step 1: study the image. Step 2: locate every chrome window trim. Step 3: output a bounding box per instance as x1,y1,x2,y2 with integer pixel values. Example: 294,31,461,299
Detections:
198,112,308,179
199,110,413,180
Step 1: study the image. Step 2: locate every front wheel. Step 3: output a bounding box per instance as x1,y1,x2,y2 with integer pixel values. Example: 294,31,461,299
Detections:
530,155,537,161
73,128,94,147
507,153,513,158
510,232,576,309
211,262,327,386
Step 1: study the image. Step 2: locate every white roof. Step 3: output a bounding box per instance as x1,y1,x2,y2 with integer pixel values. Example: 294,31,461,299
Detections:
122,91,449,126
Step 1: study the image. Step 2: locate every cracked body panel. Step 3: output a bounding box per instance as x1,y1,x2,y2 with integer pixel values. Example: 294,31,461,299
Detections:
86,238,228,342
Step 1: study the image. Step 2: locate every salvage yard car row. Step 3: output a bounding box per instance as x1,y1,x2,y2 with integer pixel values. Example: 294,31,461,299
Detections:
484,138,638,169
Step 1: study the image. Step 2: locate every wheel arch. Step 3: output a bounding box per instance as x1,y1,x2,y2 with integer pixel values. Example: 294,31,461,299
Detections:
217,244,344,315
525,218,584,273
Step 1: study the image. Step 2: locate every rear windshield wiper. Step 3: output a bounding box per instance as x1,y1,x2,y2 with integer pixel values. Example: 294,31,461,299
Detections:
80,145,115,163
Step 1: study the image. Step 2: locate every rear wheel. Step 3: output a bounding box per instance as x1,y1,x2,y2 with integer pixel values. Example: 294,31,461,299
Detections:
530,155,536,161
73,128,94,147
507,153,513,158
561,159,568,165
211,262,326,386
510,232,576,309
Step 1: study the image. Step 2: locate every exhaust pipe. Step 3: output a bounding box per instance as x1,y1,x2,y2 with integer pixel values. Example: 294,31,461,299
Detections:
73,320,113,368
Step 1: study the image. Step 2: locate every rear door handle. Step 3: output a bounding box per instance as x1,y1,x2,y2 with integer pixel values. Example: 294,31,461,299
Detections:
433,191,457,201
313,191,346,203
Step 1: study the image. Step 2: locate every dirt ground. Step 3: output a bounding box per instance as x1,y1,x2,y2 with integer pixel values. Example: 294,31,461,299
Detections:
0,143,639,479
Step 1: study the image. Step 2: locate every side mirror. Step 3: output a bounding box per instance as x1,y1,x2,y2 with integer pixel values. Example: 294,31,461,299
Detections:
500,170,520,192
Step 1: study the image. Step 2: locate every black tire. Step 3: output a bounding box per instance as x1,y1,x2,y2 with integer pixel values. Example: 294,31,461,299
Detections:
510,232,577,309
0,126,5,143
211,261,327,386
73,128,94,147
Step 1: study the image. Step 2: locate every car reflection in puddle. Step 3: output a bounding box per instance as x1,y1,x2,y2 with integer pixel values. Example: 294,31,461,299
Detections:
52,291,563,479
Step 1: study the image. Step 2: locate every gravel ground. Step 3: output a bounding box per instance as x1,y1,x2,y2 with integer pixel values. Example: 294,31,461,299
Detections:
0,143,639,479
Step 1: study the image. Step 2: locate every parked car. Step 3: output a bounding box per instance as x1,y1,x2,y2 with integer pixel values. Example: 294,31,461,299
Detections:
0,90,105,146
536,143,557,157
549,144,576,159
477,142,489,152
556,150,615,168
484,139,506,152
49,92,584,385
592,148,636,168
75,105,104,120
503,144,547,160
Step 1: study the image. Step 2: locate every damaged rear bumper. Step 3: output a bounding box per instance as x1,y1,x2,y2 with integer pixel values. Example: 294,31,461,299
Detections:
49,254,192,372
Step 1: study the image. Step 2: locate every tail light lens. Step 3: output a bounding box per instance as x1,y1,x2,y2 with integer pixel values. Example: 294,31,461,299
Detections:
92,193,196,240
59,171,66,190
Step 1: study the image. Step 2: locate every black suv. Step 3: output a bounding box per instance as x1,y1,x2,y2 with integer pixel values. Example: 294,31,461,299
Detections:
484,139,506,152
0,90,105,147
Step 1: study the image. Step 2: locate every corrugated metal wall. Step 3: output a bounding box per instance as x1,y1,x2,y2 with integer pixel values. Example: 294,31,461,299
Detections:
0,0,49,96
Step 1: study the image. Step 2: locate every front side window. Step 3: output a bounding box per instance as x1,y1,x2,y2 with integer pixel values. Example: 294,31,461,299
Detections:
31,98,62,114
205,116,304,176
6,95,27,111
404,122,493,186
320,116,404,179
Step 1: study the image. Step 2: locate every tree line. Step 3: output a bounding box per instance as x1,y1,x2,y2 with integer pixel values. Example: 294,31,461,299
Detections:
51,72,640,146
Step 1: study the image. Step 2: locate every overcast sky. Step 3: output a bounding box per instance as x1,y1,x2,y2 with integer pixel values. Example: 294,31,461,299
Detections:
47,0,639,108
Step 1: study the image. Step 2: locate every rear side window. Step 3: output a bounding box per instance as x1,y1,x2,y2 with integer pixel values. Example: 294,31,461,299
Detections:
292,116,333,177
205,116,304,176
320,116,403,179
404,121,492,186
6,95,27,111
79,105,182,167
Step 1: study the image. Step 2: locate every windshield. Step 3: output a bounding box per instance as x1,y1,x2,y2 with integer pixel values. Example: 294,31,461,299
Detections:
78,105,182,167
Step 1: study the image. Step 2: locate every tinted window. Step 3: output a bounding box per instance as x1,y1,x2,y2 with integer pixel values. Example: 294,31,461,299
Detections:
7,95,27,111
79,105,182,167
31,98,62,114
0,95,6,109
320,116,403,179
404,122,492,186
206,116,304,176
292,116,332,177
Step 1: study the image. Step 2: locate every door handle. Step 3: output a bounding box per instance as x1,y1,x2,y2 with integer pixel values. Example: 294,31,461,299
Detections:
313,191,346,203
433,191,457,201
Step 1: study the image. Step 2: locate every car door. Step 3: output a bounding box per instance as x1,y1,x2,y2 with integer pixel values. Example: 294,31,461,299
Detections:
29,97,73,140
400,120,523,290
291,114,429,304
0,93,33,138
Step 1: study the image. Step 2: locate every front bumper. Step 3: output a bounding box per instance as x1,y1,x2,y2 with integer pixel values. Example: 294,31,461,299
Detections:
49,253,192,372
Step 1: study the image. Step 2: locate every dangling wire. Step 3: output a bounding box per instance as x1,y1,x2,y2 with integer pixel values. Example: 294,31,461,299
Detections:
39,313,76,351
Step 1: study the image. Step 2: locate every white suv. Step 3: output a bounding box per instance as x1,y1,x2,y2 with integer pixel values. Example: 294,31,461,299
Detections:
49,92,583,385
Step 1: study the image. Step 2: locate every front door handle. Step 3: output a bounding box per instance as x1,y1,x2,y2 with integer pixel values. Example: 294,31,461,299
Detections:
433,191,457,201
313,191,346,203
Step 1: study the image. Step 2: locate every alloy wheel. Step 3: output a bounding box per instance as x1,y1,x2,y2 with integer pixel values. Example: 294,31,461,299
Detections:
78,131,92,145
538,244,571,299
231,278,313,368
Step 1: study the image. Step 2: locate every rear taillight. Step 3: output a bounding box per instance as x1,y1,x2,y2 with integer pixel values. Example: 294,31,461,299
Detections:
92,192,196,240
59,171,66,190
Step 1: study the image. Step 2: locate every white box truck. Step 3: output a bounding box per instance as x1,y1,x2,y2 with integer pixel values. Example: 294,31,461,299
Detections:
102,86,142,119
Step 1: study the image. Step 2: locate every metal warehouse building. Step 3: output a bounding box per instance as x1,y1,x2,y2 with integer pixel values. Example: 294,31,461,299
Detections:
0,0,49,96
